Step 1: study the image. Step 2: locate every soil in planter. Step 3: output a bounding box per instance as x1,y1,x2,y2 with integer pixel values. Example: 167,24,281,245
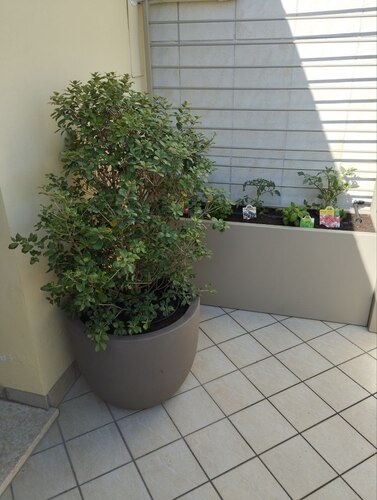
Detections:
226,207,375,233
115,301,190,336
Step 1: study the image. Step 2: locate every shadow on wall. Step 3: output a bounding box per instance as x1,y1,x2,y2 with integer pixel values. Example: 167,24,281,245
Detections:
149,0,376,211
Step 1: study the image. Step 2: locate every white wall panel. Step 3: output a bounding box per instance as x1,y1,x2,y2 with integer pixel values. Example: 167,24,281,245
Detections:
149,1,377,210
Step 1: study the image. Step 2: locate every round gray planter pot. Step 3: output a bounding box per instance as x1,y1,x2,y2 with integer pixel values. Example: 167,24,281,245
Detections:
69,298,200,409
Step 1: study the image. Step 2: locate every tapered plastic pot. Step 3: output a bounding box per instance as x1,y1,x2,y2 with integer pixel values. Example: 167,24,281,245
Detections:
69,298,200,409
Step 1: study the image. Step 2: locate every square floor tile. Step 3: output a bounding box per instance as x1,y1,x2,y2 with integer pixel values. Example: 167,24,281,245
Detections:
200,315,246,344
242,357,300,397
282,317,331,341
343,455,377,500
205,371,263,415
66,423,131,484
191,346,236,384
214,457,290,500
337,324,377,352
229,310,276,332
118,405,180,458
197,329,214,351
186,419,254,478
277,344,332,380
339,354,377,393
33,422,62,454
137,440,206,500
200,305,225,322
303,415,375,474
272,314,289,321
180,483,220,499
270,383,334,431
174,372,200,395
261,436,336,500
252,323,302,354
308,332,363,365
368,348,377,359
164,386,223,435
63,376,91,402
12,444,76,500
59,392,113,440
324,321,346,330
80,462,150,500
341,397,377,446
306,368,369,411
230,400,296,454
306,478,359,499
219,334,270,368
54,489,82,500
108,405,137,421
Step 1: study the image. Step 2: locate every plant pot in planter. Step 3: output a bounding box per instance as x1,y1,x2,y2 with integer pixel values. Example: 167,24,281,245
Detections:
70,298,199,409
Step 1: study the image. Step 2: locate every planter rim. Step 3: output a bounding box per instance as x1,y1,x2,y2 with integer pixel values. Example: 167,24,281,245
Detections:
203,219,376,236
73,297,200,345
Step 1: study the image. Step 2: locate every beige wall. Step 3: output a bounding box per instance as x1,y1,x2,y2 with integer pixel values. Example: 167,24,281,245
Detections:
0,0,146,396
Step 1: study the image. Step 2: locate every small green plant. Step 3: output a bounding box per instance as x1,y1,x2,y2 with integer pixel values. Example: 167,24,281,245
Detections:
205,189,233,221
238,178,280,211
298,166,358,209
277,203,310,226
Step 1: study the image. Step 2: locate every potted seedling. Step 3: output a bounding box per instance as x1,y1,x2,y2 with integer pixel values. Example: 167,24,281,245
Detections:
298,166,359,212
9,73,229,409
277,202,310,226
237,178,280,216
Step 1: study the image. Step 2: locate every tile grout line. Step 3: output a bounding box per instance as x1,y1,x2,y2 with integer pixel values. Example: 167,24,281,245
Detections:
335,325,377,354
197,316,377,495
198,315,377,447
10,311,376,499
247,315,377,397
181,333,296,500
47,486,82,500
55,420,85,500
160,398,223,499
106,402,154,500
299,476,364,500
30,333,375,497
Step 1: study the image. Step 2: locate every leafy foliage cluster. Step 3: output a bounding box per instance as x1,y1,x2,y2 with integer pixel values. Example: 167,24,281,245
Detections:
298,166,358,209
9,73,229,350
238,178,281,211
277,203,309,226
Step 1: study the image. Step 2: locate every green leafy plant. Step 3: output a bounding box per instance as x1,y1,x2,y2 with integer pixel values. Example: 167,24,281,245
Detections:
238,178,280,211
298,166,359,209
277,202,310,226
9,73,227,350
204,189,233,221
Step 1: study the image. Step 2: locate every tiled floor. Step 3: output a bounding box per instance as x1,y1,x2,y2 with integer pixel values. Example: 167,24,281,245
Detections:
2,306,377,500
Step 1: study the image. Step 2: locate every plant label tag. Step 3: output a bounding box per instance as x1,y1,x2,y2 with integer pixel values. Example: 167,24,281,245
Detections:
320,206,340,228
243,204,256,220
300,215,314,228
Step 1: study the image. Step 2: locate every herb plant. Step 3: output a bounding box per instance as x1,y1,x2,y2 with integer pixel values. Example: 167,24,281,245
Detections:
298,166,358,209
9,73,228,350
277,203,310,226
238,178,280,211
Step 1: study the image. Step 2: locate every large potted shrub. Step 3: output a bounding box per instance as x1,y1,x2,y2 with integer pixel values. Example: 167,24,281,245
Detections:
9,73,228,409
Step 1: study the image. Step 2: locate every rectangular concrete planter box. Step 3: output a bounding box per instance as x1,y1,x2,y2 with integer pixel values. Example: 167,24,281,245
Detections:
195,221,376,327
